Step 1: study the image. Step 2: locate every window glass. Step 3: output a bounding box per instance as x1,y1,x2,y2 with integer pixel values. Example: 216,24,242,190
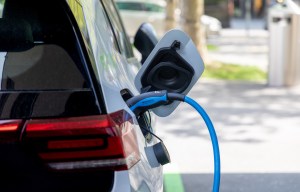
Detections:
67,0,89,39
0,1,5,87
67,0,123,74
69,0,120,53
0,0,87,90
0,0,5,82
2,45,86,90
67,0,103,72
102,0,134,58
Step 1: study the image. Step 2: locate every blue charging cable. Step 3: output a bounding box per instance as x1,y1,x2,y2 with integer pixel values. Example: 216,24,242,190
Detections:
126,91,220,192
184,96,220,192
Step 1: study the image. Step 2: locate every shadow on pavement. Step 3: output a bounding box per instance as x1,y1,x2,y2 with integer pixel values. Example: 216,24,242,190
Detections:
157,79,300,144
178,173,300,192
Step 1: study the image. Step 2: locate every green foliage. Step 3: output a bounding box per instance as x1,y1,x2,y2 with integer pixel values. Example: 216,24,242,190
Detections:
206,44,219,51
0,0,4,4
203,62,267,82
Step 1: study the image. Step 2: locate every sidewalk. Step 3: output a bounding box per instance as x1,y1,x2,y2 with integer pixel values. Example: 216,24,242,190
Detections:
206,18,269,71
158,79,300,191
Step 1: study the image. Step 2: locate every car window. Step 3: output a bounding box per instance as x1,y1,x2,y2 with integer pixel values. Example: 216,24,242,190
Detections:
1,45,87,90
101,0,134,58
0,0,88,90
67,0,103,81
69,0,134,83
69,0,121,54
0,1,4,83
67,0,89,41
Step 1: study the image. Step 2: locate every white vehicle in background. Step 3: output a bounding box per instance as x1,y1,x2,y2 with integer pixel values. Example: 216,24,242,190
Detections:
115,0,222,39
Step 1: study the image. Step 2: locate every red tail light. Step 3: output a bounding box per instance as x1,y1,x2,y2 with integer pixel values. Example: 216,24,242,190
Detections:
23,110,140,171
0,120,23,143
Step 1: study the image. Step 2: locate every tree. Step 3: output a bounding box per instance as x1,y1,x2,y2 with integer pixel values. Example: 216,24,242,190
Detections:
165,0,178,31
179,0,208,61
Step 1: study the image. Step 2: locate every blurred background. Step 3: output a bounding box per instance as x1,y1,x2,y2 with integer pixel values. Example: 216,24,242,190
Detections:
1,0,298,191
115,0,300,191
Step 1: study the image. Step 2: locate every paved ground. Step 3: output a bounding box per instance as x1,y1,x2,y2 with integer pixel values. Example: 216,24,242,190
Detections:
159,79,300,191
207,18,269,71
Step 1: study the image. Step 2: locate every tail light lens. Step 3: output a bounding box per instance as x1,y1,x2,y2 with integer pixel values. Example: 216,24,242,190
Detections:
23,110,140,171
0,120,23,143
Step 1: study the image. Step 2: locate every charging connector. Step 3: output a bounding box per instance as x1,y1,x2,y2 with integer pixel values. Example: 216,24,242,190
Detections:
126,90,185,116
126,91,220,192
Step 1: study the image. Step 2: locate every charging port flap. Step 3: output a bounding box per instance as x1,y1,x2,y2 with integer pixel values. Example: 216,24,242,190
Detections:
134,30,204,117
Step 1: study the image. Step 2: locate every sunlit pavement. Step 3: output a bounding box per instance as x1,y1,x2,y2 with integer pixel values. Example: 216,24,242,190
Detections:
159,79,300,191
205,18,269,73
206,28,269,72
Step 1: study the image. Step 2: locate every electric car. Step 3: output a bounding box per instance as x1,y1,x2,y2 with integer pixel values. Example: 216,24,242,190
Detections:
0,0,164,191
